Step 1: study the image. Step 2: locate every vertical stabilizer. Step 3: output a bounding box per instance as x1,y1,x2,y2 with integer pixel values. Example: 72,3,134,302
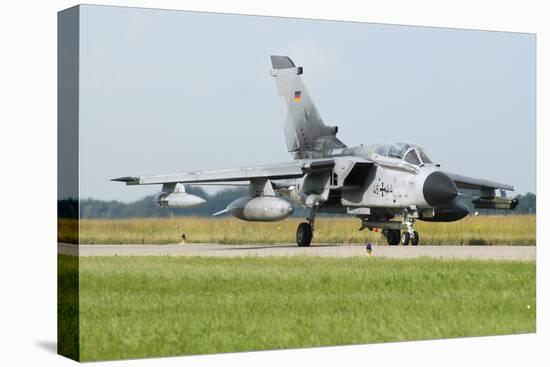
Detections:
271,55,345,158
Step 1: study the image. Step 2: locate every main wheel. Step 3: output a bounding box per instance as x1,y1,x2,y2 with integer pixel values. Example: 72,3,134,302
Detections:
385,229,400,246
296,222,313,247
401,232,410,246
411,231,419,246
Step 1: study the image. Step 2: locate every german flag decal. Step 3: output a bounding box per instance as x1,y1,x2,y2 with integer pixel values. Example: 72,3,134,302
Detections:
294,91,302,102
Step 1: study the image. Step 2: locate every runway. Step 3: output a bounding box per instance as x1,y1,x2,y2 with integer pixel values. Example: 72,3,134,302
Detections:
58,243,535,260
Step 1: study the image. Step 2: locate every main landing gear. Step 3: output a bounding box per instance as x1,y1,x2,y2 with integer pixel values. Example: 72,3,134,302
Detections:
296,210,316,247
382,228,400,246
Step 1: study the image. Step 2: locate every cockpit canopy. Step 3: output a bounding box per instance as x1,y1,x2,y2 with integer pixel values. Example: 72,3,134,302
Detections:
375,142,433,166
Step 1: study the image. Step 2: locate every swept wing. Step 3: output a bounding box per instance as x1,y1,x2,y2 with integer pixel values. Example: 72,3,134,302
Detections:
444,172,514,191
112,160,335,186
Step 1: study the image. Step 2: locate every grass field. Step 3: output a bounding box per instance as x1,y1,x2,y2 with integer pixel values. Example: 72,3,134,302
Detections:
61,215,536,245
60,255,535,361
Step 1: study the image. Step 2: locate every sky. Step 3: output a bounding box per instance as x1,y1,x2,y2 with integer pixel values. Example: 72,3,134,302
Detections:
77,5,536,202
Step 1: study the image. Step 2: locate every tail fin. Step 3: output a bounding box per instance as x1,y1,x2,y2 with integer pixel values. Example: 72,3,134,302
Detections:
271,55,346,158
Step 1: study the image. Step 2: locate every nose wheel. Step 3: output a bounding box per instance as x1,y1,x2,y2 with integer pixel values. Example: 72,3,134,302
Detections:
401,232,410,245
411,231,419,246
400,231,419,246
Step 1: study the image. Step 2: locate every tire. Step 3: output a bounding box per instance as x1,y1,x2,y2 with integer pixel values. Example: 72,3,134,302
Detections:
296,222,313,247
386,229,400,246
411,231,419,246
401,231,410,246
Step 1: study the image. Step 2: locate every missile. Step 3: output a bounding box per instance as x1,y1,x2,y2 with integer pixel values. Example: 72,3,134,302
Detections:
472,196,519,210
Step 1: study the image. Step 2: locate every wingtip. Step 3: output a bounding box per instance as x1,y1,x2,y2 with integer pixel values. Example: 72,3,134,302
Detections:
111,176,139,184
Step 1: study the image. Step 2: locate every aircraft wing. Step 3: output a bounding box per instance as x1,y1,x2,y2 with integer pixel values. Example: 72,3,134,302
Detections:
112,160,335,186
444,172,514,191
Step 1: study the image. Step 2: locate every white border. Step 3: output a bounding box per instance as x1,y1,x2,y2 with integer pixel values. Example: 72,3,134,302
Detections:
0,1,547,366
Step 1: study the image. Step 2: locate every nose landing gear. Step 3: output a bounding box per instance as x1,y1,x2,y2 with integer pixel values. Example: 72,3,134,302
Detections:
401,231,420,246
401,210,419,246
403,211,419,246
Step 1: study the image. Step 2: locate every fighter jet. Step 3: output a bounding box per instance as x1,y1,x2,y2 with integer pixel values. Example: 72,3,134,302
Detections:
113,55,518,246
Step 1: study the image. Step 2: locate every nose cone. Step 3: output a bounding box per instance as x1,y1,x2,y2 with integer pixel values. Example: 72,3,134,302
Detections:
193,196,207,206
423,172,458,207
181,194,206,208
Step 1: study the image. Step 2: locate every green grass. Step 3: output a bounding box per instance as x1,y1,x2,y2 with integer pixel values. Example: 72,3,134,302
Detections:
65,215,536,245
58,255,79,360
62,255,535,361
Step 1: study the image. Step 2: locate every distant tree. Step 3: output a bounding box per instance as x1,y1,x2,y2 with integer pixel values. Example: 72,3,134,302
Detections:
515,192,536,214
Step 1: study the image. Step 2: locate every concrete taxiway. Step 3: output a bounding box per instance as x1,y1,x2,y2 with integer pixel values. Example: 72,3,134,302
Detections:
58,243,535,260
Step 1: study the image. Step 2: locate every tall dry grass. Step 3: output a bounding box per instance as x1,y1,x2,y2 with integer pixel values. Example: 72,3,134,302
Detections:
60,215,536,245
